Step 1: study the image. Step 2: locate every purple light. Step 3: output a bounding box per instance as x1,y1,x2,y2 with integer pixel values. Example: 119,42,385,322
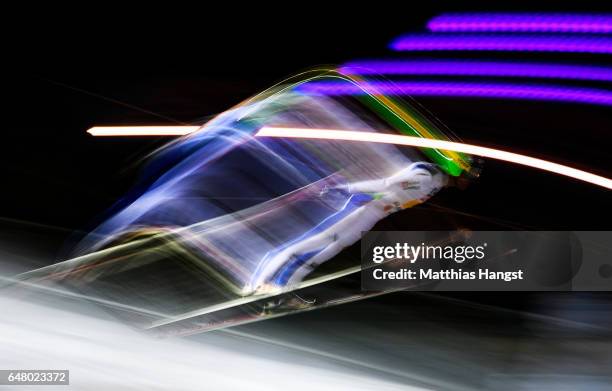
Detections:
428,13,612,34
297,81,612,107
339,60,612,82
390,34,612,54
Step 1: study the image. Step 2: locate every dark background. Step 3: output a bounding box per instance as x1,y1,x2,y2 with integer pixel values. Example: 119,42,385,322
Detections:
4,2,612,263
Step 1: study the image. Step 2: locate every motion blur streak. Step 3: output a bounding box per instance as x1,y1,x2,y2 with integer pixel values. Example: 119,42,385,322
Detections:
340,60,612,82
0,295,422,391
427,13,612,34
221,329,462,390
390,34,612,54
256,127,612,190
297,81,612,107
87,126,200,136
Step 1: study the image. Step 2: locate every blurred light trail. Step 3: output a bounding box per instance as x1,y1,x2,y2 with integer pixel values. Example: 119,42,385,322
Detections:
340,60,612,82
427,13,612,34
87,126,200,136
256,127,612,190
297,81,612,107
390,34,612,54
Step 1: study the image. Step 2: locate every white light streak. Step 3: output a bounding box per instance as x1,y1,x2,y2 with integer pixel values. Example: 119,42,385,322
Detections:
256,126,612,190
87,126,200,136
